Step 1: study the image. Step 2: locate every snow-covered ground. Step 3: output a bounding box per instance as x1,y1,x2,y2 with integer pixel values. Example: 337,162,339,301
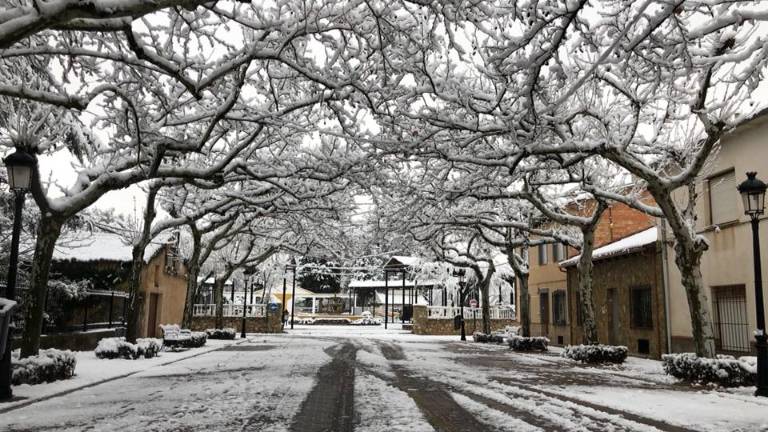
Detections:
1,325,766,431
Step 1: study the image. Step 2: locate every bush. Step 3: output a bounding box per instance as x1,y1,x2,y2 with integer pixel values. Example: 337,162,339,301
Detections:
508,336,549,351
12,349,77,385
206,328,236,340
472,332,504,343
95,337,161,359
662,353,756,387
563,344,628,364
183,332,208,347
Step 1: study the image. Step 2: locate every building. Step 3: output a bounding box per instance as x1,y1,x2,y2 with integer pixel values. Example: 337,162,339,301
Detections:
562,227,668,358
664,111,768,355
525,200,657,345
49,230,188,338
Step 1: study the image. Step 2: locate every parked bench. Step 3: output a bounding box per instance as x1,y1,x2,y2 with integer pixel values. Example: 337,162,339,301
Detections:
159,324,192,350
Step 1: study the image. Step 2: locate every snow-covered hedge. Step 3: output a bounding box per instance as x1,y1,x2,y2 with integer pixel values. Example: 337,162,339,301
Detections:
473,332,504,344
12,349,77,385
508,336,549,351
184,332,208,347
350,317,381,326
206,328,236,340
662,353,756,387
563,344,628,364
95,337,162,359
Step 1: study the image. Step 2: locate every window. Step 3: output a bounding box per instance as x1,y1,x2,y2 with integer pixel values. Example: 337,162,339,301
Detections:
630,286,653,329
553,290,567,326
709,170,738,225
538,244,548,265
553,243,565,262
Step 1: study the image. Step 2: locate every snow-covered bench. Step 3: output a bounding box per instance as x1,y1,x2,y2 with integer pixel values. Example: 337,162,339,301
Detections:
159,324,193,350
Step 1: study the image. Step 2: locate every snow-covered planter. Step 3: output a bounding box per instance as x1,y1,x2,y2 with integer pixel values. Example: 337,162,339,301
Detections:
95,337,161,359
662,353,756,387
472,332,504,344
508,336,549,351
206,328,236,340
12,349,77,385
563,344,628,364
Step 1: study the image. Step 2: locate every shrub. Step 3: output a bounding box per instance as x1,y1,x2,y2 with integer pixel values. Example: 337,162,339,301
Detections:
508,336,549,351
95,337,161,359
183,332,208,347
662,353,756,387
563,344,628,364
206,328,236,340
12,349,77,385
472,332,504,343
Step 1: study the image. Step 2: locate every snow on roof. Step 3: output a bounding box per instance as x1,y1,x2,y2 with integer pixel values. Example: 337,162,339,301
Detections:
198,277,233,285
348,279,440,289
560,227,658,267
51,231,167,263
385,256,421,267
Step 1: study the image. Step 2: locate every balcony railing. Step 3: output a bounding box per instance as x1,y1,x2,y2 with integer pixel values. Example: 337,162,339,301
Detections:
193,304,267,318
426,306,515,320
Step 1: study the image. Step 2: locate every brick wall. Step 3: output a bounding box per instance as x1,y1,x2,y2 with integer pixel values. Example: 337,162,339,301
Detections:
411,306,516,336
593,200,657,248
190,315,283,333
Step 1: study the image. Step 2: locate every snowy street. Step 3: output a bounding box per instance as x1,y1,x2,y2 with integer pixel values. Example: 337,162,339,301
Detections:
1,327,766,432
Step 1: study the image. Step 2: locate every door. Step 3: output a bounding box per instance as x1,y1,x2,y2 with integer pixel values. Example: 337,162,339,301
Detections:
539,292,550,336
147,293,160,338
607,288,619,345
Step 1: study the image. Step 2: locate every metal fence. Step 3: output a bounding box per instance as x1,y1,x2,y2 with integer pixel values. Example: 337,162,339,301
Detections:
713,286,751,353
193,304,267,318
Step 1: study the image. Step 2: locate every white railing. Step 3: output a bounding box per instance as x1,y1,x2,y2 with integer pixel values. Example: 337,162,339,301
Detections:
193,304,266,318
426,306,515,321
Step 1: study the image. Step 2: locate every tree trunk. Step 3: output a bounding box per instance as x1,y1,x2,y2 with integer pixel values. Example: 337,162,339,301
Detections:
518,273,531,337
20,214,63,357
674,237,717,357
654,189,717,358
214,278,225,329
480,262,495,334
125,245,149,343
577,227,599,345
182,225,202,329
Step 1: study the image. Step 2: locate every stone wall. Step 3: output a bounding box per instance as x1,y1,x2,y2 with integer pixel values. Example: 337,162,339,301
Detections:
411,306,516,336
190,315,283,333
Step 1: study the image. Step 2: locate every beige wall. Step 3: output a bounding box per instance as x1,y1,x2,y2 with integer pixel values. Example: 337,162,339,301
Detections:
665,115,768,353
139,245,189,337
525,243,569,343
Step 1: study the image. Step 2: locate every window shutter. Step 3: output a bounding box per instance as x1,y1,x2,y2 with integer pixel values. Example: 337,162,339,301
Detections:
710,171,737,225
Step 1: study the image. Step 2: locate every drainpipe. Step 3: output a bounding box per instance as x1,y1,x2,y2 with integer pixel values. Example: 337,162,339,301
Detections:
660,221,673,354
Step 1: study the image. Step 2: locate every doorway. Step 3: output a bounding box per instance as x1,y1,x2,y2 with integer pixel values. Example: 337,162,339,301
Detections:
147,293,160,338
539,292,550,336
607,288,619,345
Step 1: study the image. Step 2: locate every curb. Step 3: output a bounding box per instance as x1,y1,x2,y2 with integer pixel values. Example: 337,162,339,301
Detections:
0,337,250,415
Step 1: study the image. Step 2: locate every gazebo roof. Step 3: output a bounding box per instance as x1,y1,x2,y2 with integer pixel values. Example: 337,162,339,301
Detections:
383,255,421,269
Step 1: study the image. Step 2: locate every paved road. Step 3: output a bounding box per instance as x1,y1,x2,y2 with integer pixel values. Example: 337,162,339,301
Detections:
0,327,758,432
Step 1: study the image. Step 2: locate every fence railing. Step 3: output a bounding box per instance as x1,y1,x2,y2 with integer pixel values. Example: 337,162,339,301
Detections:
426,306,515,321
193,304,266,318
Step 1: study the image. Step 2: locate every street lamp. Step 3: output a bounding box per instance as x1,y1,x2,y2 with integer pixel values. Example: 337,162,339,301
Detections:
287,264,297,329
452,269,467,341
241,267,255,339
1,148,36,400
737,171,768,397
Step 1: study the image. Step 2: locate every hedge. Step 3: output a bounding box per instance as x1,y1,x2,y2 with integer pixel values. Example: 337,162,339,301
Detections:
563,344,628,364
508,336,549,351
662,353,756,387
95,337,162,359
12,349,77,385
205,328,236,340
473,332,504,344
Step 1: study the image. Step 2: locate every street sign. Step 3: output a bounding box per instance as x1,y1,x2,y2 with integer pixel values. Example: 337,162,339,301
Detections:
469,299,478,308
269,302,279,312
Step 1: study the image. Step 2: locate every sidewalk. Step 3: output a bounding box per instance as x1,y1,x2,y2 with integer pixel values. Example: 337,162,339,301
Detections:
0,337,243,414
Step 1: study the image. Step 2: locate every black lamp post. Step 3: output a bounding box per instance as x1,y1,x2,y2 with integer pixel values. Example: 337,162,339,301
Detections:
287,264,297,329
738,171,768,397
453,269,466,341
1,148,35,401
241,267,254,339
